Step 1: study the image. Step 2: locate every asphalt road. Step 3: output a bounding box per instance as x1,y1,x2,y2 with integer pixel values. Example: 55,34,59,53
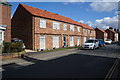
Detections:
2,44,120,79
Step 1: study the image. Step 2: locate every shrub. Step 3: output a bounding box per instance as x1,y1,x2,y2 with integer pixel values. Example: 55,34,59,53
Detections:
2,42,24,53
3,42,12,53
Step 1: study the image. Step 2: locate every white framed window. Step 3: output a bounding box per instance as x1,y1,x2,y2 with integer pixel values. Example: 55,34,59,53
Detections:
90,30,92,34
70,25,74,31
88,30,90,34
77,27,80,32
63,24,67,31
40,19,46,28
53,21,60,30
83,29,87,34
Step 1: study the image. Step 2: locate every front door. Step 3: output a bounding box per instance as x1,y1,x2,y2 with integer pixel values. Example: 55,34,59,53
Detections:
83,37,87,43
40,35,46,50
63,36,67,47
70,36,74,46
53,36,59,48
77,37,80,46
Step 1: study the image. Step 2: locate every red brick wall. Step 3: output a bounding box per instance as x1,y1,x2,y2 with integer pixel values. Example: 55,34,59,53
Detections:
11,4,33,49
33,17,95,50
12,5,96,51
105,29,115,41
0,4,11,42
95,28,104,40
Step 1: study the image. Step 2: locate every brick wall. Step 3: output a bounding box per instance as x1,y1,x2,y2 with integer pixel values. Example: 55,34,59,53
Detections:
11,4,33,49
105,29,115,41
32,17,95,50
0,4,11,42
95,28,104,40
12,5,95,51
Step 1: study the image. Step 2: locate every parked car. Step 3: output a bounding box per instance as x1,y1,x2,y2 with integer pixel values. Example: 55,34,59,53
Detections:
97,39,105,47
11,38,26,49
82,39,99,50
117,41,120,45
105,39,112,44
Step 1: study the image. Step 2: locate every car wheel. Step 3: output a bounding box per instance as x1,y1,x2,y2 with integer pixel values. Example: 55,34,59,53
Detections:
97,46,99,49
92,46,95,50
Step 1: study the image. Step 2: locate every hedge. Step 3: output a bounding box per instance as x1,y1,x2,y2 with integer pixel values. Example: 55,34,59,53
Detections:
2,42,24,53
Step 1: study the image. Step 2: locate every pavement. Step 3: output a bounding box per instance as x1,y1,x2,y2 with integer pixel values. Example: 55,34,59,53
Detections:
0,48,78,71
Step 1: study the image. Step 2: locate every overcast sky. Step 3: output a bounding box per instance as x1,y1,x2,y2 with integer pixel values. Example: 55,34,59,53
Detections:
9,1,119,30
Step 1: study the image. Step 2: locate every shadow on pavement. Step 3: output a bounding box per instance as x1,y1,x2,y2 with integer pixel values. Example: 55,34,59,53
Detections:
2,54,117,78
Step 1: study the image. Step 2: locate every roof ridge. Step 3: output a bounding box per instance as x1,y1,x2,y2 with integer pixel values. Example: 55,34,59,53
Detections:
107,29,116,33
96,27,106,33
20,4,74,20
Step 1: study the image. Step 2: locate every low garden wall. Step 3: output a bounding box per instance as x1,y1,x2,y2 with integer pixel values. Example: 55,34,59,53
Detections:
0,42,26,60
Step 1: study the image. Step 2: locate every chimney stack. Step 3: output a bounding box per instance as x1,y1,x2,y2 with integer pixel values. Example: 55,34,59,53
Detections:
109,27,113,30
114,28,117,31
117,29,119,31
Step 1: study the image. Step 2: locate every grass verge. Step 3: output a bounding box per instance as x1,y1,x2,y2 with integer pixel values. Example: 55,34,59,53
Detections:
40,46,81,53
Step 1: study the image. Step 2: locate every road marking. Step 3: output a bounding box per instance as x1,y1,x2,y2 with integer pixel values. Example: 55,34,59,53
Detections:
104,58,119,80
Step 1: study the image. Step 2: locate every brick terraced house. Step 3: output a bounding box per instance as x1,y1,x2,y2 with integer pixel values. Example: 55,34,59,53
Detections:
105,29,118,42
0,2,12,45
95,27,108,41
12,4,95,51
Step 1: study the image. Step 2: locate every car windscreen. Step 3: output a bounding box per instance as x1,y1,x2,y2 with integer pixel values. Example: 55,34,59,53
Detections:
106,39,111,41
85,40,95,43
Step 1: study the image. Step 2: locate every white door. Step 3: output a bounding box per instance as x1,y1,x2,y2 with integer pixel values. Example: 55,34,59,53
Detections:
83,37,87,43
77,37,80,46
70,36,74,46
53,36,59,48
0,31,4,45
40,35,46,50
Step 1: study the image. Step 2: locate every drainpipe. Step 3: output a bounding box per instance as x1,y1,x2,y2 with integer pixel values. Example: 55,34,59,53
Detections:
32,16,35,50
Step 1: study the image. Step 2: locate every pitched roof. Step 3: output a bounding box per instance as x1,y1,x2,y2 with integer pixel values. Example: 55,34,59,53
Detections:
95,27,107,33
19,4,94,30
106,29,117,33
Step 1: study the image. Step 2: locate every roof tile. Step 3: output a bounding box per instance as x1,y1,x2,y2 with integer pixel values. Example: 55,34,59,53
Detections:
20,4,94,30
95,27,106,33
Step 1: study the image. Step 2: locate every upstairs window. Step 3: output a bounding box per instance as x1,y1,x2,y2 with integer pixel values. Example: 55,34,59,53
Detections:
77,26,80,32
53,21,60,30
63,24,67,31
83,29,87,34
90,30,92,34
70,25,74,31
88,30,90,34
40,19,46,28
